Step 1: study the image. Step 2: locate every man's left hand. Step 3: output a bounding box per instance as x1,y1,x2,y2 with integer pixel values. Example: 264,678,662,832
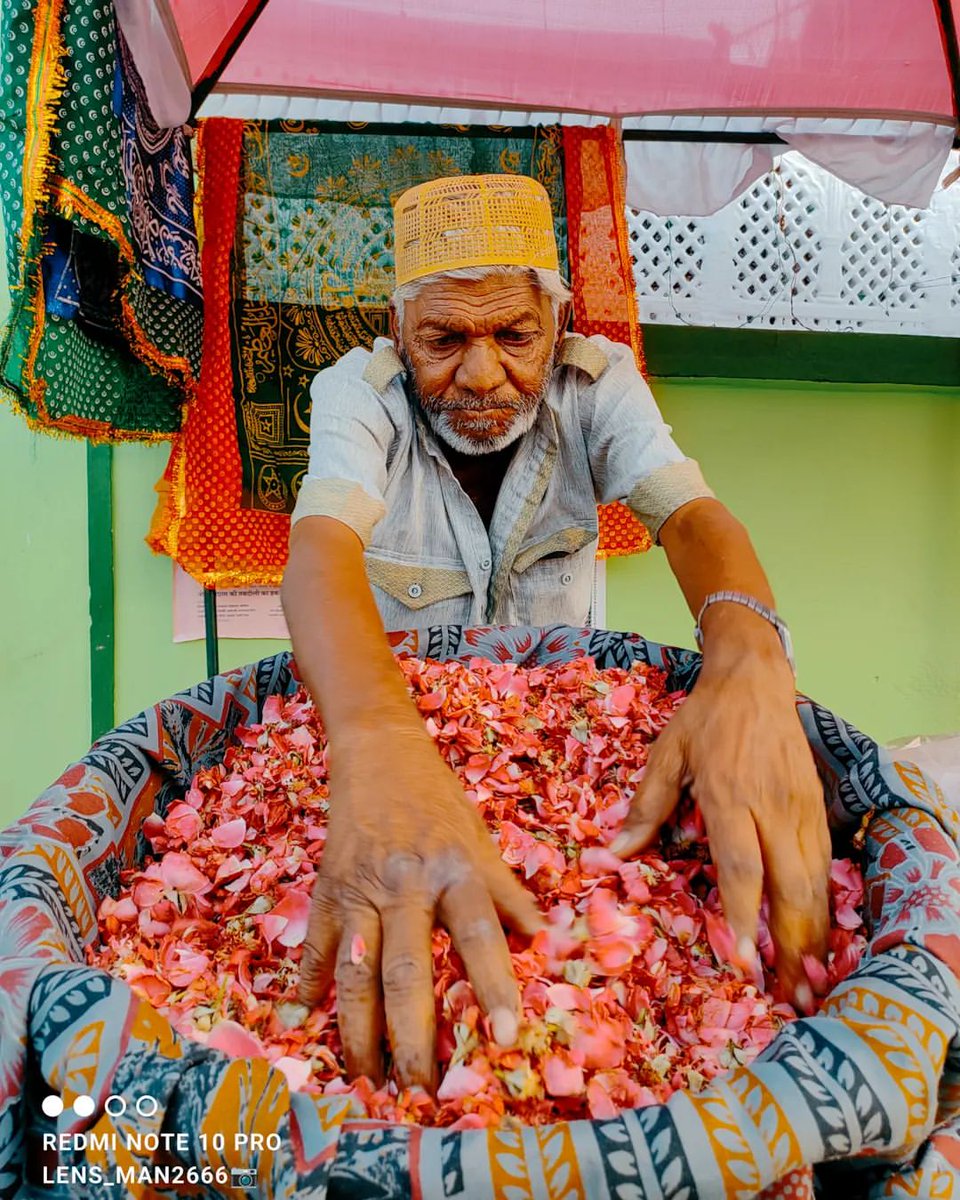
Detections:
612,652,831,1010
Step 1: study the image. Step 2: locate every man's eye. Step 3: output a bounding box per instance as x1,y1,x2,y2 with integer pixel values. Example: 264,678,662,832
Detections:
497,330,536,346
428,334,463,349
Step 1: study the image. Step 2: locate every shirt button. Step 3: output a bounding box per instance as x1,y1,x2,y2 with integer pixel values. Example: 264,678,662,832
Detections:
560,572,573,586
479,556,492,571
407,583,423,599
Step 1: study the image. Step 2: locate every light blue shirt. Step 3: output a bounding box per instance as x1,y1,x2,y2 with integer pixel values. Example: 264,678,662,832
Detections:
292,334,713,630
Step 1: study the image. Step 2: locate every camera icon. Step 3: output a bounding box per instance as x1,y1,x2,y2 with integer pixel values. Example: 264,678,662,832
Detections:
230,1167,258,1188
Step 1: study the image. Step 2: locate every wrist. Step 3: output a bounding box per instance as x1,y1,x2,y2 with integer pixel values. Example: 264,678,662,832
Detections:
336,708,429,745
697,602,794,681
695,591,795,676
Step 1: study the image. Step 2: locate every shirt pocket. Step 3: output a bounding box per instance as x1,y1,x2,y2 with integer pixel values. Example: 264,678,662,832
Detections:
364,552,475,631
511,526,597,626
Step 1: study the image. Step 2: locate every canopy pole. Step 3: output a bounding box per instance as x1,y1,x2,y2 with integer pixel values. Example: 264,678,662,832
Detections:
184,115,958,149
935,0,960,129
86,443,116,742
204,587,220,677
190,0,271,120
621,129,786,144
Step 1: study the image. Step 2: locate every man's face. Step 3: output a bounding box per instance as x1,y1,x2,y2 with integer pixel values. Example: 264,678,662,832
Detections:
391,274,560,455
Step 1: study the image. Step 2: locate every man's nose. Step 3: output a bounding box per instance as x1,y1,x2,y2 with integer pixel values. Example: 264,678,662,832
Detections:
455,338,507,395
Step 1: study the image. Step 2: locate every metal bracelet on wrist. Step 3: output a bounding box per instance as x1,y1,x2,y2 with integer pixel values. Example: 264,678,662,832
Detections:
693,590,796,676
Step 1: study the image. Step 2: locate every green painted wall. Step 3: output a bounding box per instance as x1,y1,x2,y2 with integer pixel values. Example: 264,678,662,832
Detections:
112,441,288,725
0,415,290,823
1,406,92,816
604,378,960,740
3,374,958,831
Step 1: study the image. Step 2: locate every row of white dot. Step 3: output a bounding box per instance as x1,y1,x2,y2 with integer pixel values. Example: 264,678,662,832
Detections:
41,1094,160,1118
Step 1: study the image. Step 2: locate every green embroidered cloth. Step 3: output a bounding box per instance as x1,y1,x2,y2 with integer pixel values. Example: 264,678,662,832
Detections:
0,0,201,439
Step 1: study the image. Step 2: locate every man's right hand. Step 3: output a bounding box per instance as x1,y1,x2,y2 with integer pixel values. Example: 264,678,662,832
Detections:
297,726,542,1092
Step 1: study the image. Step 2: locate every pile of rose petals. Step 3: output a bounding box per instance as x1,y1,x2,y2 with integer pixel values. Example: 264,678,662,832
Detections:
87,655,866,1127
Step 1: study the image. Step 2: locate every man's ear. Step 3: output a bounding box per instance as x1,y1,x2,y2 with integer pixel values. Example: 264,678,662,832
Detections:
555,300,572,344
388,303,402,350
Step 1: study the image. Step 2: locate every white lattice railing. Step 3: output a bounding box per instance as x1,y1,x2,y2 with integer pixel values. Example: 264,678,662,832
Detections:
629,150,960,336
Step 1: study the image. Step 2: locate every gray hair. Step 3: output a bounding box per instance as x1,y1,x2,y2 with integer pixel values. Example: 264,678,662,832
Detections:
391,265,572,330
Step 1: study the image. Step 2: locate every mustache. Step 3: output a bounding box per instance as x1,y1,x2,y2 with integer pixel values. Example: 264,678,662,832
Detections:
423,392,530,413
399,347,553,417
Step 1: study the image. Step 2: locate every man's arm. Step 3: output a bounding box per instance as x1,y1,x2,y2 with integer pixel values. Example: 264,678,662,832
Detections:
613,497,831,1008
657,497,777,633
283,516,427,743
282,516,540,1090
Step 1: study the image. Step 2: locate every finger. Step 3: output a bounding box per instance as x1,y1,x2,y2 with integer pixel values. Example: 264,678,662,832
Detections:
760,811,830,1008
800,802,832,961
298,877,341,1006
334,906,385,1085
755,829,820,1009
610,735,686,858
477,850,545,938
810,770,834,945
440,879,521,1047
791,736,833,932
706,803,765,965
380,901,438,1092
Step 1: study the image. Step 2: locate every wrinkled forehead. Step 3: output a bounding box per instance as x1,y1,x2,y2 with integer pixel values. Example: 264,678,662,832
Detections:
404,275,552,332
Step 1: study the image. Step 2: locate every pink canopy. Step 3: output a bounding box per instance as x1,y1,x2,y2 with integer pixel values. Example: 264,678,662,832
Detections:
128,0,959,126
114,0,959,210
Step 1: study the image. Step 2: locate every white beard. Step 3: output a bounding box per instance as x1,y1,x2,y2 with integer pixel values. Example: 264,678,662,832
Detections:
404,348,553,457
418,402,540,455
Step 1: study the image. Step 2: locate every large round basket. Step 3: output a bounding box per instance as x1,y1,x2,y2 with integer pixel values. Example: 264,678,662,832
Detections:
2,626,959,1199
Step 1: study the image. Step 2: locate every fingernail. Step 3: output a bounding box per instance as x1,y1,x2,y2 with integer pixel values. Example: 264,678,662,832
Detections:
610,833,631,856
736,937,756,965
490,1006,518,1047
795,982,814,1014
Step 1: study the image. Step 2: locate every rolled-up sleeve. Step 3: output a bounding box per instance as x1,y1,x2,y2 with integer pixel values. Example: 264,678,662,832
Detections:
290,347,398,547
579,337,715,542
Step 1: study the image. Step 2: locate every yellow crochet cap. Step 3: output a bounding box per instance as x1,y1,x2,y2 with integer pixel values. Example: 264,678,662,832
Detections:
393,174,559,286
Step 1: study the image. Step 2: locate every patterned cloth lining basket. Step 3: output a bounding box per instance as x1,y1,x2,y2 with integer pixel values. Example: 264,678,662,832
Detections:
2,625,960,1200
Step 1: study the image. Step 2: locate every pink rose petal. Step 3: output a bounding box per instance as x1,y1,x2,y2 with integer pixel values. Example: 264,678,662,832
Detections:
211,818,247,849
273,1055,314,1092
605,685,636,716
162,945,210,988
543,1053,585,1097
704,910,737,964
207,1020,267,1059
141,813,166,843
214,854,247,884
164,801,203,843
437,1064,488,1102
159,852,211,896
260,889,311,949
579,847,622,876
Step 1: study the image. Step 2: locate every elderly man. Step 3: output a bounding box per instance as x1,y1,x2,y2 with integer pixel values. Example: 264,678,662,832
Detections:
282,175,830,1092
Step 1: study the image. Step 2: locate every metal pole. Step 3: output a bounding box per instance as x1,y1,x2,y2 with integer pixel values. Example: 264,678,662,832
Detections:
204,586,219,676
86,443,116,741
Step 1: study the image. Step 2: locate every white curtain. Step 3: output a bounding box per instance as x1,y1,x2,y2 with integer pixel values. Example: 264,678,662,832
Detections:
623,117,955,215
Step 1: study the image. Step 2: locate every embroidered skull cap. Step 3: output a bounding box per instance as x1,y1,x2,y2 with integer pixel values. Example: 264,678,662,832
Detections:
393,174,559,286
